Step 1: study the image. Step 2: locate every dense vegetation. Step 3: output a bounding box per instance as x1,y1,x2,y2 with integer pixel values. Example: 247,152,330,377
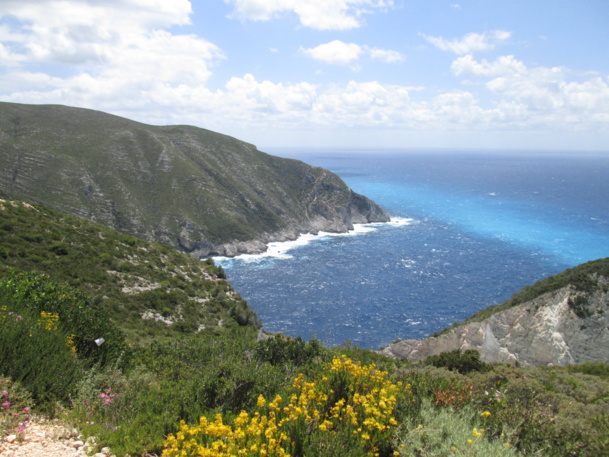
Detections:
1,199,608,456
0,199,258,343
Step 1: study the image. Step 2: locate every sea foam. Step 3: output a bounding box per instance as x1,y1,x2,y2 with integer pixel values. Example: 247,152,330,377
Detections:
215,216,413,264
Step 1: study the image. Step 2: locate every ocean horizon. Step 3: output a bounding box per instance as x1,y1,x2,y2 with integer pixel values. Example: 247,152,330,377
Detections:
215,149,609,349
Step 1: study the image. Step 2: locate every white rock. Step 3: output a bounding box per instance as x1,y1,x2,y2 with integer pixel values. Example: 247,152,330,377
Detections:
72,440,84,448
3,435,17,444
381,282,609,367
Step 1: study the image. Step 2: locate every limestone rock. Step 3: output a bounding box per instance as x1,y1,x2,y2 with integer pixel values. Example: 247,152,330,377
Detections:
381,282,609,366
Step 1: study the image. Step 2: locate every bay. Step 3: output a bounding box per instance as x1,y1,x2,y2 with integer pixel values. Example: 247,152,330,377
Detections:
216,149,609,349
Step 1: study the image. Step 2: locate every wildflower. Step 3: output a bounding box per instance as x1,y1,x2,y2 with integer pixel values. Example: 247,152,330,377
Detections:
480,411,492,417
23,407,30,414
1,390,7,397
2,401,10,410
467,439,473,444
452,446,457,451
472,428,483,437
257,394,266,408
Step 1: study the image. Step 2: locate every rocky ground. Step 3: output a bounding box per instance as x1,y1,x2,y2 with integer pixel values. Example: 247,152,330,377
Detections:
0,417,116,457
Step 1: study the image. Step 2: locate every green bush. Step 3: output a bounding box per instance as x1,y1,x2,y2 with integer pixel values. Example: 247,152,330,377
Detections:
254,334,328,367
424,350,491,375
0,303,81,406
394,399,516,457
0,271,128,368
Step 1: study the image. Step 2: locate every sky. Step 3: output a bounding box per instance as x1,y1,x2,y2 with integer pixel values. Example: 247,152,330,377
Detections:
0,0,608,151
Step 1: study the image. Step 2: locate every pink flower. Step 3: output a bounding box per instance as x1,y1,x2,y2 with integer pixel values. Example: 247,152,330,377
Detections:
2,401,10,409
1,390,7,397
23,407,30,414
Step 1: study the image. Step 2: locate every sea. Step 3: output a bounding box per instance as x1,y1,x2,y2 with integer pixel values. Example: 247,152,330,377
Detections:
214,149,609,350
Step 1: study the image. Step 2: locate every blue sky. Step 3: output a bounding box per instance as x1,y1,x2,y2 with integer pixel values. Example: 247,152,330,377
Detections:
0,0,608,151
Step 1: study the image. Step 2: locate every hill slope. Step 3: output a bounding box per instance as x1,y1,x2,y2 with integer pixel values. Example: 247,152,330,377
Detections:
381,258,609,366
0,102,389,256
0,198,259,343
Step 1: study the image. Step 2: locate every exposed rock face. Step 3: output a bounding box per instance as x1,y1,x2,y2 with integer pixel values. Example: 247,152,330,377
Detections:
0,102,389,257
380,280,609,366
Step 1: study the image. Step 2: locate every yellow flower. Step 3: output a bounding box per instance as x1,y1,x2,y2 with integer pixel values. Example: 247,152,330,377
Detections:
480,410,492,417
257,394,266,408
467,439,473,444
472,428,483,437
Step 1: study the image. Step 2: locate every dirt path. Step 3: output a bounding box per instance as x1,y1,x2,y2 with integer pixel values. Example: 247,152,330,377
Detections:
1,417,114,457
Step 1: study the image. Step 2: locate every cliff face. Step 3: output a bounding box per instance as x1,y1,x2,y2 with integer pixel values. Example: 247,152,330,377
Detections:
381,277,609,366
0,102,389,256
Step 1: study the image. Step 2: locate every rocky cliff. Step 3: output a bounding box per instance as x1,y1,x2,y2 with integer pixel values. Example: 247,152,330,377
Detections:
0,102,389,256
381,264,609,366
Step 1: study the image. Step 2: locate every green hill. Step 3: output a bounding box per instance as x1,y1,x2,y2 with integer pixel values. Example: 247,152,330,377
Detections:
0,102,389,257
0,198,258,343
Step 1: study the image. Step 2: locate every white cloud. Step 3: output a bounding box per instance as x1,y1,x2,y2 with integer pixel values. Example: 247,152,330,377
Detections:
423,30,511,54
451,54,526,76
368,48,405,63
451,54,609,125
0,0,223,112
224,0,393,30
302,40,403,67
302,41,363,66
0,1,606,149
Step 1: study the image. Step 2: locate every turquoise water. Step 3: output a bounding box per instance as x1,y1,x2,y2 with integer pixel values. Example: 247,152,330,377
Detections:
216,150,609,349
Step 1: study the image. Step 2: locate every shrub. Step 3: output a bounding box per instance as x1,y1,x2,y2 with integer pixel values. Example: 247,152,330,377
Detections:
0,270,128,368
0,303,81,405
254,334,328,367
424,350,491,375
162,356,407,457
393,399,516,457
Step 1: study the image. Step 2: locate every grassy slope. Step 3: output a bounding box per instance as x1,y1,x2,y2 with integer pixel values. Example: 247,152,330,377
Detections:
0,198,259,343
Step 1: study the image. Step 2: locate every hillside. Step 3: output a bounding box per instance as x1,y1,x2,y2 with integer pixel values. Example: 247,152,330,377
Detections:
1,198,608,457
0,102,389,257
0,198,259,343
381,257,609,365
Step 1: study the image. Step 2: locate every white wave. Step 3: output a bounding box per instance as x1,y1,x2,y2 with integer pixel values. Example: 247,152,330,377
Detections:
214,215,415,264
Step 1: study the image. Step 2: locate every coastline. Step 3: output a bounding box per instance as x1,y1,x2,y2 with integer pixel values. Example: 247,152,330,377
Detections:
213,216,414,265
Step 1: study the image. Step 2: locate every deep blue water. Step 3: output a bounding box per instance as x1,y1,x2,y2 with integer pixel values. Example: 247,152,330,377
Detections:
216,149,609,349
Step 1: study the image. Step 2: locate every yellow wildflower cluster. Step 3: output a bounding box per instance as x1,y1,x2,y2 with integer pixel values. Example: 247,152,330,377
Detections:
39,311,59,331
66,334,77,354
162,356,408,457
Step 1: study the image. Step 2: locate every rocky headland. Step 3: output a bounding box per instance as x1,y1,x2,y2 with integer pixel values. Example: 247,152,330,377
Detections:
0,102,389,258
381,268,609,366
